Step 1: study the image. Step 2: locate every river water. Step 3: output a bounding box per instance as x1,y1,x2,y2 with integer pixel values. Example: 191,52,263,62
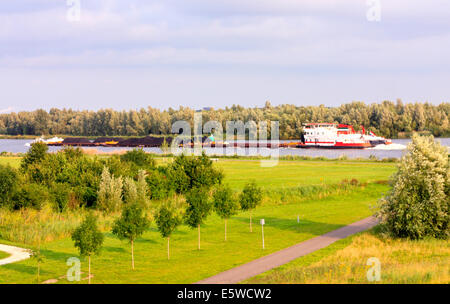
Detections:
1,138,449,159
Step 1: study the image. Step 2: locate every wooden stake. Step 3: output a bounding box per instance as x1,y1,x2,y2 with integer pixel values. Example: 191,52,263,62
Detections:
198,224,201,250
167,237,170,260
131,240,135,270
225,219,227,241
88,255,91,284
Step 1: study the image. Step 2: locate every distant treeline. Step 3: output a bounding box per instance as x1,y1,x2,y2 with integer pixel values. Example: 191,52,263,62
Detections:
0,100,449,139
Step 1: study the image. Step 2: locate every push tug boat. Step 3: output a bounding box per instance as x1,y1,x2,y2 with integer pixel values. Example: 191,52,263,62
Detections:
300,123,391,149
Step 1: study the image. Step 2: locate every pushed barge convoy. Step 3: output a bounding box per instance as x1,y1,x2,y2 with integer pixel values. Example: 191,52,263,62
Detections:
26,124,391,149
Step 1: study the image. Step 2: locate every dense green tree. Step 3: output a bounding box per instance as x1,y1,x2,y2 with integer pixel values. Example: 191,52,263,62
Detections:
1,102,449,138
184,187,211,250
112,203,150,269
239,181,263,232
213,185,239,241
71,213,104,284
378,134,449,239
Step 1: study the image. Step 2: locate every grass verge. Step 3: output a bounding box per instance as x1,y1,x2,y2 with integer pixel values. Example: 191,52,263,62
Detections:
245,227,450,284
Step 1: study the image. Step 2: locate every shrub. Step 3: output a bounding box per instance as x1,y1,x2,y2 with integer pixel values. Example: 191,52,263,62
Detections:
167,152,223,193
21,142,48,171
377,134,449,239
123,176,138,204
120,149,156,169
12,183,48,210
146,169,171,200
50,183,71,212
62,146,84,160
0,165,18,208
97,167,123,212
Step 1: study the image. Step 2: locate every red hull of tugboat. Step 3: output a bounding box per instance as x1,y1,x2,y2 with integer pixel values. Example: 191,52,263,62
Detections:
297,142,372,149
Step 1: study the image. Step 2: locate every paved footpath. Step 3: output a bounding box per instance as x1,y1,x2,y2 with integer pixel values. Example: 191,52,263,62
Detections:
0,244,31,266
196,216,378,284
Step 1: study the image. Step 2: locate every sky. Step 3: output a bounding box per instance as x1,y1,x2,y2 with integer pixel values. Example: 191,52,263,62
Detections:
0,0,450,112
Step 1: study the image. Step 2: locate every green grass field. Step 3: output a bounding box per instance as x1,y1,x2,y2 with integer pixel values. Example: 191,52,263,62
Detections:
0,251,9,260
215,160,395,189
0,157,21,168
0,158,396,284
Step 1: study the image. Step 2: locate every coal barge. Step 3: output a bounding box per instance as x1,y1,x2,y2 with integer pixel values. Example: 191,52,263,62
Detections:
27,124,391,149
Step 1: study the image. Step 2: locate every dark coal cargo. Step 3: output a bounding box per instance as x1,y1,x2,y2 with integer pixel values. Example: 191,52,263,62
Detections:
46,136,173,147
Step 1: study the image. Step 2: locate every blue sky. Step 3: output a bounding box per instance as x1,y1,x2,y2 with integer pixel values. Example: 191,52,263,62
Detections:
0,0,449,112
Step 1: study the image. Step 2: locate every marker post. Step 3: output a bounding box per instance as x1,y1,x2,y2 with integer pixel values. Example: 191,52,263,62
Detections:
260,219,265,249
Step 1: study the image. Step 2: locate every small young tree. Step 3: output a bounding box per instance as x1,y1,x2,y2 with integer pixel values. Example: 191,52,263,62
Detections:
184,187,211,250
378,134,449,239
97,166,123,212
155,202,184,259
29,248,45,284
71,213,104,284
213,185,239,241
239,181,263,232
136,170,149,208
112,203,149,269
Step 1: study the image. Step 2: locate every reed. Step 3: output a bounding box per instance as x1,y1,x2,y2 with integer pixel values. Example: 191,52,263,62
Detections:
0,205,116,246
247,230,450,284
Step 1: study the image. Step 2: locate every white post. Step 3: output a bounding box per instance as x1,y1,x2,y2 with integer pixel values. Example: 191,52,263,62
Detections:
260,219,265,249
297,215,300,224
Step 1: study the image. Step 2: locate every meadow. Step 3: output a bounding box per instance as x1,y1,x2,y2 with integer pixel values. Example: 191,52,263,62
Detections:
245,227,450,284
0,157,395,284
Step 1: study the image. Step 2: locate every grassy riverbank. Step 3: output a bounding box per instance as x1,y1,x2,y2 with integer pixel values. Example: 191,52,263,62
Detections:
0,158,395,283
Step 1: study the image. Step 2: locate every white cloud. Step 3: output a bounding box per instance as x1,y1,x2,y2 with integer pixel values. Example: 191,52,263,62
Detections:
0,0,449,109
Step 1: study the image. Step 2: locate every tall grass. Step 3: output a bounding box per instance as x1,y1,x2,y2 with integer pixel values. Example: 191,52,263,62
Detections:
247,229,450,284
0,180,369,246
264,179,365,205
0,205,115,246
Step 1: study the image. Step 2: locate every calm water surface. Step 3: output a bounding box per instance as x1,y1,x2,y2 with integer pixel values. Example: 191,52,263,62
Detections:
1,138,449,159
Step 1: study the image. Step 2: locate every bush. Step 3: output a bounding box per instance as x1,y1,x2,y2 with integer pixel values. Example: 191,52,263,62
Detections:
12,183,49,210
377,134,449,239
62,146,84,160
120,149,156,169
50,183,71,212
21,142,48,171
0,165,18,208
146,169,171,200
167,152,223,193
97,167,123,212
